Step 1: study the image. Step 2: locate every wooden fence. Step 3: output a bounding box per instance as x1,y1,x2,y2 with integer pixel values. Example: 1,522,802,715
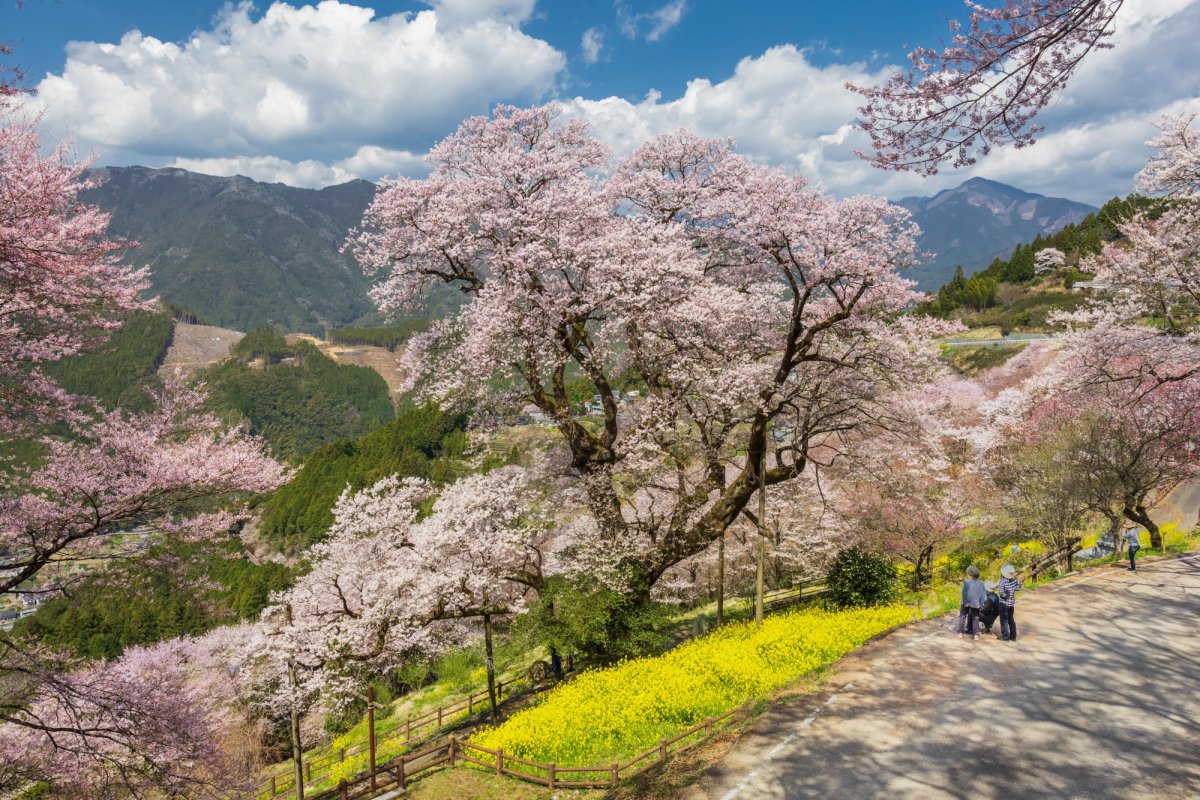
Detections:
305,707,740,800
257,671,546,799
762,583,828,613
1021,537,1082,582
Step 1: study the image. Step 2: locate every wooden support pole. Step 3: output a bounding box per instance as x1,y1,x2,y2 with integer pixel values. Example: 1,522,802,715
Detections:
548,762,556,789
611,762,619,787
716,532,725,626
659,738,667,763
448,736,457,767
755,442,767,625
338,780,347,800
368,685,377,792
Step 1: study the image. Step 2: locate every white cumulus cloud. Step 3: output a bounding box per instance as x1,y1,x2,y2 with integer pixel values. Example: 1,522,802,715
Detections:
617,0,687,42
581,26,605,64
27,1,564,175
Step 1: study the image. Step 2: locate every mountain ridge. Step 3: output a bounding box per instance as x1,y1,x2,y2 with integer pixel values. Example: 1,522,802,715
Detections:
895,176,1097,290
83,166,1097,330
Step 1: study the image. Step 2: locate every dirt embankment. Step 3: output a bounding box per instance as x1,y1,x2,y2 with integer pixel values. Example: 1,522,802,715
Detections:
286,333,407,399
158,322,245,374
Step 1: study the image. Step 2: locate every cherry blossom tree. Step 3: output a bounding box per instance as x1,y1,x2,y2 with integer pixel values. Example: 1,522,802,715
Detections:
350,104,951,601
0,105,147,431
0,635,264,798
1034,379,1200,549
0,96,287,795
836,435,978,590
1058,111,1200,390
0,380,286,596
262,467,545,727
851,0,1124,174
0,380,285,796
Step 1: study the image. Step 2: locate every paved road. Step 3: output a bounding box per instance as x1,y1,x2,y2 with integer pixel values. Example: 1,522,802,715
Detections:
688,554,1200,800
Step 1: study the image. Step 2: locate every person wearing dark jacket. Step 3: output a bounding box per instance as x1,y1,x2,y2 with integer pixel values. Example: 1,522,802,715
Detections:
979,581,1001,635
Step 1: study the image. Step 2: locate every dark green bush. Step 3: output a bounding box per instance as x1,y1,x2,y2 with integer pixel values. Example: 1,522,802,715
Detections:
825,547,898,608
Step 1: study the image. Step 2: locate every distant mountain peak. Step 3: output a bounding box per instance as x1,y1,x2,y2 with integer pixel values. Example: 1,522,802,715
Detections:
894,178,1096,291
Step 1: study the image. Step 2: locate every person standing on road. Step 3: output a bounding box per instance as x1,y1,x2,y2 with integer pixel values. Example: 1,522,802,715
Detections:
958,566,986,640
1123,525,1141,571
997,564,1022,642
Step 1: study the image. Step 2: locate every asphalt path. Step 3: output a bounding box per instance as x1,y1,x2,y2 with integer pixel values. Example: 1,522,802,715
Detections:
686,554,1200,800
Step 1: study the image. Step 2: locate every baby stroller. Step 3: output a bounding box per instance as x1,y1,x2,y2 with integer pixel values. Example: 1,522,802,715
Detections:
978,581,1001,635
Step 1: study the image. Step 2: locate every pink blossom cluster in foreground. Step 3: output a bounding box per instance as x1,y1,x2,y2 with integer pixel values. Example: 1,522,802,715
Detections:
851,1,1124,174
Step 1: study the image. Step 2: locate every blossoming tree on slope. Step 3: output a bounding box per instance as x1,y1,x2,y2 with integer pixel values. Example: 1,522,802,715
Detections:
350,104,951,602
1061,112,1200,389
263,467,545,726
0,97,286,796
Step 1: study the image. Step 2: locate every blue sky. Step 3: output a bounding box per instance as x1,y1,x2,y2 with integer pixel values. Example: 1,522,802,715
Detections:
4,0,1198,203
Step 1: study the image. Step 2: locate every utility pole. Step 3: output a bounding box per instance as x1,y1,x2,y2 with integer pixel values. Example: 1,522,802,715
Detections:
289,662,305,800
755,438,767,625
716,532,725,626
368,685,378,791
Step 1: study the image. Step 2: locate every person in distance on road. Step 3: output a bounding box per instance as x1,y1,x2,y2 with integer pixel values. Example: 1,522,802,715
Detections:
997,564,1022,642
1123,525,1141,571
957,566,987,641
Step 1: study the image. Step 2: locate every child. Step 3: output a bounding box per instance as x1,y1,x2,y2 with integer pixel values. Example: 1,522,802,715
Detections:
958,565,987,640
997,564,1022,642
979,580,1001,635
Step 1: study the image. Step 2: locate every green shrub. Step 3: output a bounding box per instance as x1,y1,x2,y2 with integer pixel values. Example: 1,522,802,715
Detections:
825,547,898,608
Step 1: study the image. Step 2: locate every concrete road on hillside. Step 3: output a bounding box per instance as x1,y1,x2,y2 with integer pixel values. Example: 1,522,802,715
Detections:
687,554,1200,800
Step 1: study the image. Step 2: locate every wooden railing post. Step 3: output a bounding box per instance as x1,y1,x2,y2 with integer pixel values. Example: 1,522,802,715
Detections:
437,705,443,727
338,780,347,800
705,716,714,736
468,693,473,714
496,748,504,776
270,776,277,796
659,738,667,763
611,761,619,787
448,736,457,768
398,758,406,790
339,747,345,763
405,718,411,742
548,763,556,790
306,762,312,783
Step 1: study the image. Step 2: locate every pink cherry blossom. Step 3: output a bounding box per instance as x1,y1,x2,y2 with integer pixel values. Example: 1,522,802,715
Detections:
850,1,1124,174
350,104,955,596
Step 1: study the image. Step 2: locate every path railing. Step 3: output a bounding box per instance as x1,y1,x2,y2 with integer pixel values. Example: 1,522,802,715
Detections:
256,667,560,799
305,707,740,800
1020,537,1082,582
762,583,828,613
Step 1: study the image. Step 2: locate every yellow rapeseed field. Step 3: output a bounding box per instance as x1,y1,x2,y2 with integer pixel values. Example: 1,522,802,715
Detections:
471,604,911,767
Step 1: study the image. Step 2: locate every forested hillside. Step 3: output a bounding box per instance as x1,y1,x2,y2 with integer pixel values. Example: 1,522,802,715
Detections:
42,310,174,411
258,404,468,553
202,327,396,461
921,195,1155,329
82,167,378,333
11,538,291,660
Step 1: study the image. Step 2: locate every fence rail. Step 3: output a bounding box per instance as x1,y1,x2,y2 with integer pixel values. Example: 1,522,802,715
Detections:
277,684,741,800
256,670,547,799
762,583,828,613
1020,537,1082,582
